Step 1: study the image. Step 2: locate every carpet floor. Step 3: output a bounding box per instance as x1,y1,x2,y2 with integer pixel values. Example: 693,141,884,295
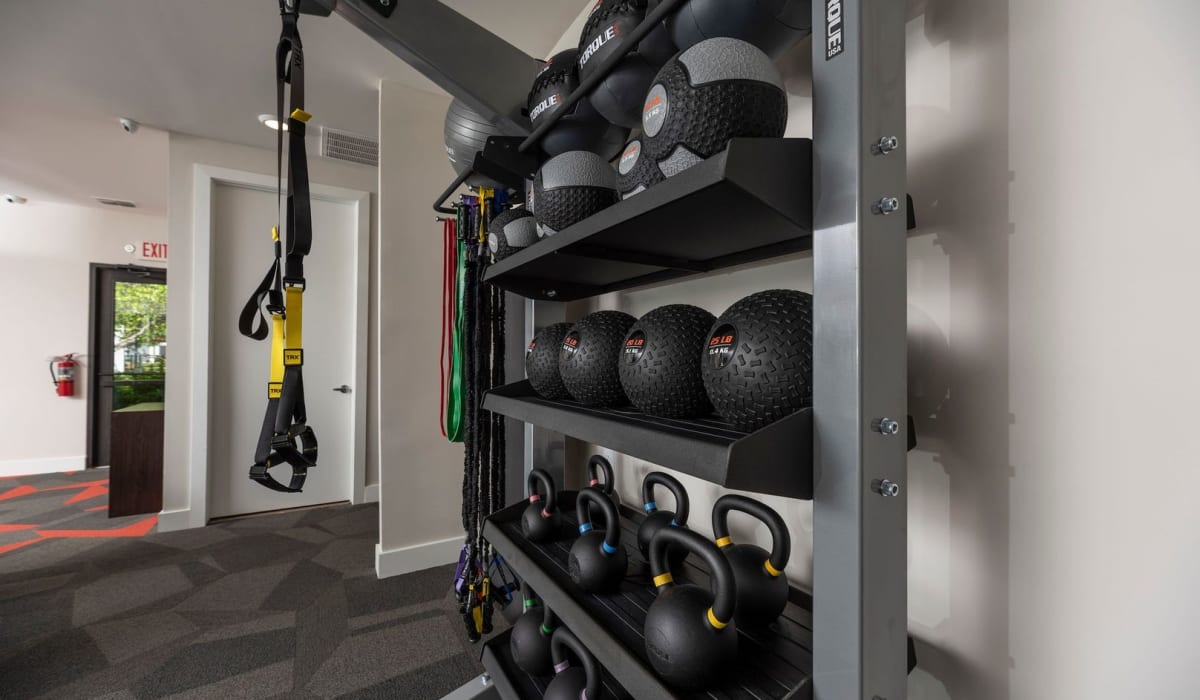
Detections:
0,470,495,699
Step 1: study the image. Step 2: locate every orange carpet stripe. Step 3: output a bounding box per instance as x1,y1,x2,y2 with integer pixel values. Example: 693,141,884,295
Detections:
64,484,109,505
37,515,157,539
0,537,44,555
0,485,38,501
85,505,108,512
0,523,39,532
45,478,109,491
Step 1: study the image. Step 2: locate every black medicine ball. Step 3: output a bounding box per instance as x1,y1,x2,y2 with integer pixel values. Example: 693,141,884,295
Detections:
701,290,813,432
641,38,788,175
526,322,575,400
559,311,637,407
578,0,675,128
668,0,811,59
487,208,538,261
619,304,716,418
616,137,664,199
533,151,619,238
527,49,609,156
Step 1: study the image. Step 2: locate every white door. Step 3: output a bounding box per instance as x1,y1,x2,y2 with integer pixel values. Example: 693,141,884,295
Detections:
209,181,361,518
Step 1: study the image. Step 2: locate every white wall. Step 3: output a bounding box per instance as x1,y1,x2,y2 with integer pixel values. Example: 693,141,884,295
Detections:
552,1,1200,698
162,134,379,530
0,201,165,475
373,80,466,577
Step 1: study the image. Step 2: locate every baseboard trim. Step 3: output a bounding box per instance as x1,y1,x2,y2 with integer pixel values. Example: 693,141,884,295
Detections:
362,483,379,504
375,535,462,579
0,456,86,477
157,508,197,533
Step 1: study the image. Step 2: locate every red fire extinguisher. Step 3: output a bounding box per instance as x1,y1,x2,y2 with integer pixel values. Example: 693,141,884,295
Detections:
50,354,77,397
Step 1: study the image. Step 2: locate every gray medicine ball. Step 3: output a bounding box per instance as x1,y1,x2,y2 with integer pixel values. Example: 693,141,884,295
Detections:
701,289,813,432
559,311,637,407
641,38,788,176
616,137,665,199
533,151,619,238
487,208,538,261
619,304,716,418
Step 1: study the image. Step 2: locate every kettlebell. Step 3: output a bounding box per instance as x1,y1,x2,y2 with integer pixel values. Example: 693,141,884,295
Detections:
585,455,621,522
510,587,558,676
568,488,628,593
522,469,560,543
544,627,602,700
636,472,690,569
712,494,791,627
643,527,739,688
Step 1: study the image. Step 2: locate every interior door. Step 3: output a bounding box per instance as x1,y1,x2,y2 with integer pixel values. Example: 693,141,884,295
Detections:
209,182,358,518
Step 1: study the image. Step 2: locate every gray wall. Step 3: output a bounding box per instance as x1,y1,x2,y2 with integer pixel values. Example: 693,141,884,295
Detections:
555,0,1200,697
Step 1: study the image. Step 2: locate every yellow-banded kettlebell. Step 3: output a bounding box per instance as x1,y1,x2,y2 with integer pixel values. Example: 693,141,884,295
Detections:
712,494,790,627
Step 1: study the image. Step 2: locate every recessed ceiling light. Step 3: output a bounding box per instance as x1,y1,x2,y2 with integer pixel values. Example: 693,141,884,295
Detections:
257,114,288,131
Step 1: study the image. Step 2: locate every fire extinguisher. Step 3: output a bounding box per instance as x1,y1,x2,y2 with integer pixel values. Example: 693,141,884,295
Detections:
50,354,77,397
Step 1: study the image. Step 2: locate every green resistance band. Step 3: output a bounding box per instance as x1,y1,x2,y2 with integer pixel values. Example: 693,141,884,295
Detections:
444,237,467,442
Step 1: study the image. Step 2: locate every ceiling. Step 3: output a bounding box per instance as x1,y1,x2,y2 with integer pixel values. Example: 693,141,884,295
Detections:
0,0,584,215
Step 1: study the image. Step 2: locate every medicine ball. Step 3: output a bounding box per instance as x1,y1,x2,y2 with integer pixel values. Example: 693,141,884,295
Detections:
527,49,609,156
487,208,538,261
668,0,811,59
616,137,664,199
619,304,715,418
444,99,504,188
701,289,813,432
559,311,637,407
578,0,676,128
527,322,574,400
641,38,788,175
533,151,619,238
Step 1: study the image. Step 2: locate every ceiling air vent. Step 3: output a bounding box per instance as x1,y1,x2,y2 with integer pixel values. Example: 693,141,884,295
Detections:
94,197,137,208
320,127,378,167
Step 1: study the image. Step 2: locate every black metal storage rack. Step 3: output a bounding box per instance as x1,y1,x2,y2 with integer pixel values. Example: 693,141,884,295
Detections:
312,0,912,698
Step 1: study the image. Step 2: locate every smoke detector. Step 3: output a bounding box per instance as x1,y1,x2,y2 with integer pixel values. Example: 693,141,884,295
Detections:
3,194,27,204
94,197,137,208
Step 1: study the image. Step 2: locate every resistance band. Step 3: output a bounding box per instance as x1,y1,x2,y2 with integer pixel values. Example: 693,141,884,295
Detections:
237,1,317,493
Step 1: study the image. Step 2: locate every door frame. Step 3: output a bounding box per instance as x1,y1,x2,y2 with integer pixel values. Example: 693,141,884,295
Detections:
189,164,371,526
86,263,167,468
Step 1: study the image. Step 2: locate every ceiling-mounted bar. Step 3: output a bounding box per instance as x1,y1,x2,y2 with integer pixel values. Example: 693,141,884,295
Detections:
313,0,539,136
811,0,908,699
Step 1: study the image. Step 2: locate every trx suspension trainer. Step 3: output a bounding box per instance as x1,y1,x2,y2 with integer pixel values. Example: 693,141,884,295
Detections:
238,0,317,493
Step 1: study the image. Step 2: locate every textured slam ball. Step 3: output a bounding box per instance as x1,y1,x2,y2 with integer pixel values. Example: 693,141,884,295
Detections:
533,151,619,239
641,38,788,178
559,311,637,407
487,209,538,261
702,289,813,432
668,0,811,59
526,322,575,400
619,304,716,418
616,137,664,199
578,0,663,128
444,99,504,189
528,49,609,156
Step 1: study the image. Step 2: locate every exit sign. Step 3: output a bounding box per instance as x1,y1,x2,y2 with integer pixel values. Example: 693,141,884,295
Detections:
139,241,167,261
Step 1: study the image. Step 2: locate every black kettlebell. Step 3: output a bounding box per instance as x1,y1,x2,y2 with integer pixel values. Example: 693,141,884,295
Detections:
643,527,739,688
522,469,560,543
510,587,558,676
568,488,628,593
585,455,621,522
636,472,690,569
712,494,791,627
544,627,602,700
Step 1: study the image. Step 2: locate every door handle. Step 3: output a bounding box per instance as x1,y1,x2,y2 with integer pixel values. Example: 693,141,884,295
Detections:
333,385,352,394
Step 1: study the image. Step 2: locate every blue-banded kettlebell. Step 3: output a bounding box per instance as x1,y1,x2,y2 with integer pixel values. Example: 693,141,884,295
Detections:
568,487,627,593
522,469,560,543
643,527,738,688
544,627,603,700
510,587,557,676
636,472,690,569
712,494,791,627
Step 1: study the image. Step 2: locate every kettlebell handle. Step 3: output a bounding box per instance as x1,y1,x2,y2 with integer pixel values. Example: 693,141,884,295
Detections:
587,455,615,495
711,495,791,577
528,469,557,514
521,587,558,636
640,471,690,525
575,487,621,555
649,527,737,631
550,628,601,700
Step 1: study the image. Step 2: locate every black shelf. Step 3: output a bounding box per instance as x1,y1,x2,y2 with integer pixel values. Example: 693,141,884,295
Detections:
483,381,814,500
484,138,815,301
481,628,634,700
484,497,917,700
